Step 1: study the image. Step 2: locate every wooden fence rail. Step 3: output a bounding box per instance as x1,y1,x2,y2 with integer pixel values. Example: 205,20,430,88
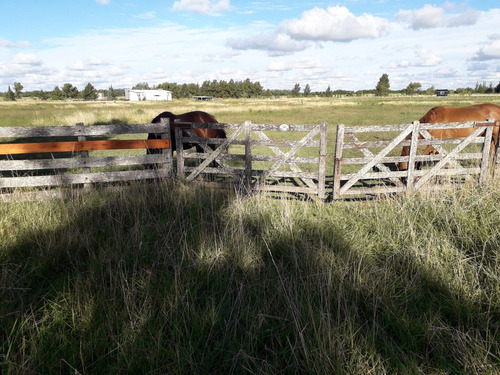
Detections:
0,121,172,201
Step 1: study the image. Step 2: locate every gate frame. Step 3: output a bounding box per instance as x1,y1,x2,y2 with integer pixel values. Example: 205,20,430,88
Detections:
333,119,497,199
174,121,328,198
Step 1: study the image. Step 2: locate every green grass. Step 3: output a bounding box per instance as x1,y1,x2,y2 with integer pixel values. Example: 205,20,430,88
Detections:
1,96,500,374
1,180,499,374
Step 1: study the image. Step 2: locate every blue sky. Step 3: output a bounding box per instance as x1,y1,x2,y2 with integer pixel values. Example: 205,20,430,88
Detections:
1,0,499,92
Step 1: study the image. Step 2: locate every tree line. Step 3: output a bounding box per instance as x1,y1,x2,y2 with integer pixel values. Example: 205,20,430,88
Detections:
3,75,500,101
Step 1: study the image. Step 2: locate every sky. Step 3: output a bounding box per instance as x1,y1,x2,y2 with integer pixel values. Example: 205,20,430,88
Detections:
1,0,499,92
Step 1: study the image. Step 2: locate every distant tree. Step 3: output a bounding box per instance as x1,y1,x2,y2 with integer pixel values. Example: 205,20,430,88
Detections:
108,85,117,100
35,90,49,100
82,83,98,100
405,82,422,96
291,83,301,96
52,86,65,100
13,82,23,98
133,82,151,90
303,84,311,96
325,85,332,97
495,82,500,94
456,87,473,96
375,74,390,96
474,81,494,94
5,86,16,101
62,83,79,99
424,85,436,95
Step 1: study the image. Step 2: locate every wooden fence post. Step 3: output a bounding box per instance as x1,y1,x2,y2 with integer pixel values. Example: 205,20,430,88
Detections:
159,117,173,177
174,119,185,177
406,121,420,195
479,118,494,185
318,121,327,199
244,121,252,189
76,122,92,188
333,123,344,200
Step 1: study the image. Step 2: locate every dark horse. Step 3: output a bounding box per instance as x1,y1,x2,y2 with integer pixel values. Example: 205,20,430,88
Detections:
146,110,227,167
398,103,500,171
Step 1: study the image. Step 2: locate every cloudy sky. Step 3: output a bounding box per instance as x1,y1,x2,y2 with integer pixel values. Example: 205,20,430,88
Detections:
1,0,499,92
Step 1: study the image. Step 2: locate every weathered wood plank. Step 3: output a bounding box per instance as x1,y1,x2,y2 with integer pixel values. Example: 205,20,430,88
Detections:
0,169,169,188
0,154,170,171
333,123,345,200
0,123,169,137
318,122,327,199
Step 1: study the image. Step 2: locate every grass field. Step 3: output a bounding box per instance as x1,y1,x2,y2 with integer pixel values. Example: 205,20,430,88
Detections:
1,95,500,374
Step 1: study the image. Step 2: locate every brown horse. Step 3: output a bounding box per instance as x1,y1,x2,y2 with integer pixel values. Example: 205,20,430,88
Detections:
398,103,500,171
147,110,226,153
146,111,227,168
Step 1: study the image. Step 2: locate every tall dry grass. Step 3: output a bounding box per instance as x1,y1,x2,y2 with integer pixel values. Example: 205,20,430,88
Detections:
1,179,499,374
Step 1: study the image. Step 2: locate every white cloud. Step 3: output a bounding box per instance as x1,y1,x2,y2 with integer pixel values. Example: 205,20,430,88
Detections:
0,40,16,48
0,40,32,48
67,58,109,71
227,32,308,56
472,40,500,61
172,0,230,15
11,53,42,65
96,0,110,4
413,48,442,67
280,6,390,42
133,11,158,20
396,4,479,30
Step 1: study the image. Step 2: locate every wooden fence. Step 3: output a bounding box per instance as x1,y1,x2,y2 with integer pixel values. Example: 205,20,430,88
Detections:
1,118,498,201
333,119,498,199
0,122,172,201
173,120,328,199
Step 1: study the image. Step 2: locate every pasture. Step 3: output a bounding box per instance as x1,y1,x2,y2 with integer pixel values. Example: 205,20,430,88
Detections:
1,95,500,374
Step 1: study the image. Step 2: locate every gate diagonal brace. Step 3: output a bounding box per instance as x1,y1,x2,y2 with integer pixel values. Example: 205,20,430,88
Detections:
417,129,474,182
254,129,318,190
414,126,485,190
182,128,233,172
185,126,244,182
345,132,405,188
340,125,414,195
257,126,321,185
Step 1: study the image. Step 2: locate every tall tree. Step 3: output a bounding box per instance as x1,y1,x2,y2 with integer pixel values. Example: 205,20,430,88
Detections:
405,82,421,96
108,85,117,100
5,86,16,101
52,86,64,100
82,83,98,100
375,73,390,96
291,83,301,96
133,82,150,90
303,84,311,96
325,85,332,97
62,83,79,98
13,82,23,98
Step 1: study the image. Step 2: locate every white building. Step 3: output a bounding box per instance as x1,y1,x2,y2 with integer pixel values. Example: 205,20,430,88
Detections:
125,89,172,101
